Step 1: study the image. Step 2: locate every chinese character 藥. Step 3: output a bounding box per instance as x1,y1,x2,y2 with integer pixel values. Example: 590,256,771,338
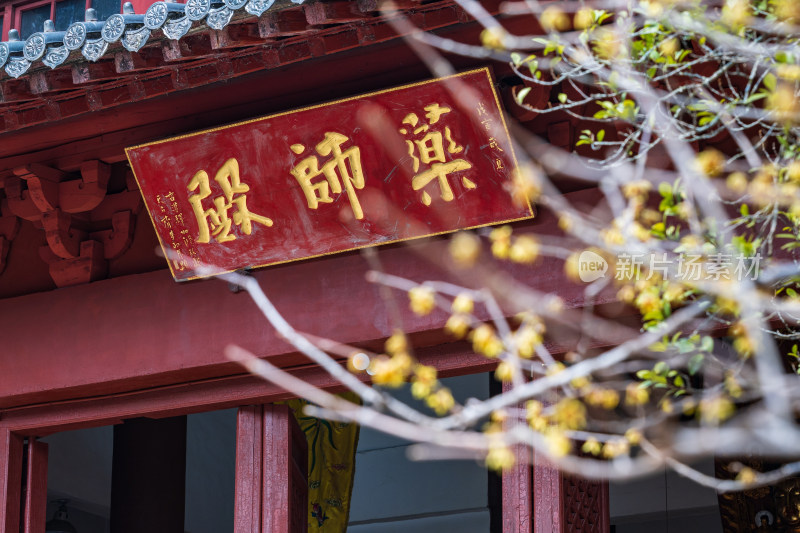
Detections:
399,103,475,206
290,132,365,220
187,158,273,244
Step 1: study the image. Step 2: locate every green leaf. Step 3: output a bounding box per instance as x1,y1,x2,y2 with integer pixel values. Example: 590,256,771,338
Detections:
597,129,606,142
740,204,749,216
654,361,669,375
516,87,531,105
688,353,704,375
701,336,714,353
764,73,777,91
558,93,568,103
673,376,685,388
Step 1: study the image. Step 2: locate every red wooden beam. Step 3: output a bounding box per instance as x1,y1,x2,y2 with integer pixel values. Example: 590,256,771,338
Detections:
0,342,493,435
23,440,48,533
0,429,23,533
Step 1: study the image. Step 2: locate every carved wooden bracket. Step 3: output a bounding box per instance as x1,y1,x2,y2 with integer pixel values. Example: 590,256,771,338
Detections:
41,209,86,259
8,161,110,218
90,210,136,260
2,161,142,287
40,240,108,288
0,198,20,275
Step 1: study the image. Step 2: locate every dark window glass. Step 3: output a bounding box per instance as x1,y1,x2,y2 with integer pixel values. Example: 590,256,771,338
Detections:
90,0,119,21
54,0,85,31
0,16,4,40
20,4,50,38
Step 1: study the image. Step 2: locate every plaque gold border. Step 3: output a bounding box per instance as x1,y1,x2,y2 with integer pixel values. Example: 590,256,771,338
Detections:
126,67,535,281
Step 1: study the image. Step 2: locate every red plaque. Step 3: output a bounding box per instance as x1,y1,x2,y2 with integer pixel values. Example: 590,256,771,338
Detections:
126,68,533,281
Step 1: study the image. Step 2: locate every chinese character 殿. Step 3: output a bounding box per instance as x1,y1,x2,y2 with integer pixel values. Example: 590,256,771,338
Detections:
399,103,476,206
290,132,366,220
187,158,273,244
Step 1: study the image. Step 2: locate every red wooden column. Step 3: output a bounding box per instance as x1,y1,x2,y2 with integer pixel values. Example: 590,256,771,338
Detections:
262,404,307,533
235,405,264,533
501,382,610,533
235,404,308,533
23,439,48,533
0,429,23,533
532,448,610,532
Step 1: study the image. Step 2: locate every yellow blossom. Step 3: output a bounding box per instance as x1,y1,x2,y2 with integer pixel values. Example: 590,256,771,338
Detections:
602,438,630,459
526,400,544,419
511,165,541,205
601,227,625,246
495,361,515,382
767,83,800,123
480,27,507,50
509,235,541,264
585,388,620,410
449,231,481,267
515,324,543,358
411,381,431,399
658,37,679,58
625,384,650,406
787,161,800,184
471,324,504,358
385,330,408,355
490,225,513,259
570,375,591,390
774,0,800,22
545,431,572,457
452,293,475,314
445,313,471,339
593,28,622,60
426,387,455,415
661,399,674,414
573,7,594,30
564,252,582,282
694,149,726,177
726,172,748,194
409,286,436,315
558,214,574,232
736,466,758,485
540,6,570,32
777,64,800,82
635,287,661,315
721,0,750,28
486,444,516,470
553,398,587,430
663,283,687,304
370,354,411,388
491,409,508,424
582,437,602,456
699,396,735,425
624,428,642,445
724,371,743,399
546,361,565,376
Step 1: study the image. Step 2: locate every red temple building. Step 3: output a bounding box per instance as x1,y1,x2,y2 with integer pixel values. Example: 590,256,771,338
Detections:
0,1,747,532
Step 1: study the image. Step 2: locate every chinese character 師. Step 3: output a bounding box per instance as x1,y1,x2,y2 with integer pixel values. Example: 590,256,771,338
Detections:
399,103,475,206
187,158,273,244
290,132,365,220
